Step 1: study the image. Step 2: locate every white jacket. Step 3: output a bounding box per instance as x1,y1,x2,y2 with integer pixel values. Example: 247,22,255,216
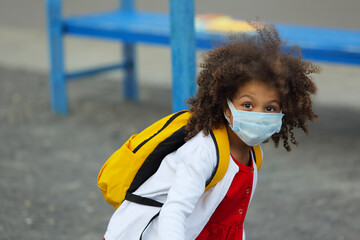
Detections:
104,131,260,240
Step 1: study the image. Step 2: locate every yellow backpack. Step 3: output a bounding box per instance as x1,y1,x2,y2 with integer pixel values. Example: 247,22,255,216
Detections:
97,111,263,209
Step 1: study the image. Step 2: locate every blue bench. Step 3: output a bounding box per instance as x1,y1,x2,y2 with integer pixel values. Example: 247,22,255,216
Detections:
46,0,360,115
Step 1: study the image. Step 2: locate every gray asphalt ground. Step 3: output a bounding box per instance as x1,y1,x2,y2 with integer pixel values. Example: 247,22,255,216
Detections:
1,1,360,240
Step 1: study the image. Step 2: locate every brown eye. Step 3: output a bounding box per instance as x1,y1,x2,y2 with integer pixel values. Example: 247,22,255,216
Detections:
265,106,276,112
243,103,253,109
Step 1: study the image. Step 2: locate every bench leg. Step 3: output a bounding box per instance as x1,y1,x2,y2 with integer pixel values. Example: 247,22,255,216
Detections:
48,33,67,115
46,0,68,115
123,43,138,101
170,0,197,112
120,1,138,101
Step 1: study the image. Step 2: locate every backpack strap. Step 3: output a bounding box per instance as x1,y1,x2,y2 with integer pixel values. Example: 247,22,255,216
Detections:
251,145,263,171
205,126,230,191
205,127,264,191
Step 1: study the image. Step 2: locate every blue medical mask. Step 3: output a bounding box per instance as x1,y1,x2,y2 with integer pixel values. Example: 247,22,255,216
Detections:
225,99,284,146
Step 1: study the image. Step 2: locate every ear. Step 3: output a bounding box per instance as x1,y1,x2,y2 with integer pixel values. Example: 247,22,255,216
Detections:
223,105,232,125
224,107,231,119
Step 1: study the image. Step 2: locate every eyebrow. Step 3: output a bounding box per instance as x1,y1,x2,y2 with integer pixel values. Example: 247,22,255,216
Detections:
268,100,281,106
238,95,254,100
238,95,281,106
239,95,279,103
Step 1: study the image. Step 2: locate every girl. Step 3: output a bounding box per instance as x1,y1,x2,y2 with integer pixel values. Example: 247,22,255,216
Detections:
103,23,320,240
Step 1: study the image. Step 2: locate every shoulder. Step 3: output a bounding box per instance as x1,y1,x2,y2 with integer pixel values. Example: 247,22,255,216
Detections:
175,130,218,166
190,130,216,144
184,130,217,154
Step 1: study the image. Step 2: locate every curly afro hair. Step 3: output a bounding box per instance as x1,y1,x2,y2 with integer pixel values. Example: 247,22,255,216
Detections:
186,22,321,151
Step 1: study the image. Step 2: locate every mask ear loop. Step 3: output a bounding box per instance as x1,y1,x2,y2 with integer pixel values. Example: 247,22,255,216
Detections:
224,99,235,125
227,99,237,113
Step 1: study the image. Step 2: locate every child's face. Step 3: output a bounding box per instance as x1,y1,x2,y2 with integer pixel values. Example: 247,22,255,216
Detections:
225,80,281,122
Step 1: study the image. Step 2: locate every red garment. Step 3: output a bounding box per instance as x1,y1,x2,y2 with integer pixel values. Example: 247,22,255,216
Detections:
196,154,254,240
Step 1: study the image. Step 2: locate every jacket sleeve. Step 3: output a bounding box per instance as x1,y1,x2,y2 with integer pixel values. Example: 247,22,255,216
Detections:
157,134,217,240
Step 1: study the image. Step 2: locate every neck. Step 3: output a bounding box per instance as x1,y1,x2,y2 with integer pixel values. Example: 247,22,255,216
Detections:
226,124,251,166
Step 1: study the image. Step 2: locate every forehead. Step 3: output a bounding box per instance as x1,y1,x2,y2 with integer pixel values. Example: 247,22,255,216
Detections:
234,80,280,102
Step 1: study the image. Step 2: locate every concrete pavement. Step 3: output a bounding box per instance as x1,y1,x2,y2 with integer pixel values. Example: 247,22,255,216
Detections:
1,1,360,239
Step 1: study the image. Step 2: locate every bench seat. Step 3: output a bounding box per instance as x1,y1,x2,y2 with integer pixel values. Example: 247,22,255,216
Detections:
64,10,360,64
64,10,218,49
